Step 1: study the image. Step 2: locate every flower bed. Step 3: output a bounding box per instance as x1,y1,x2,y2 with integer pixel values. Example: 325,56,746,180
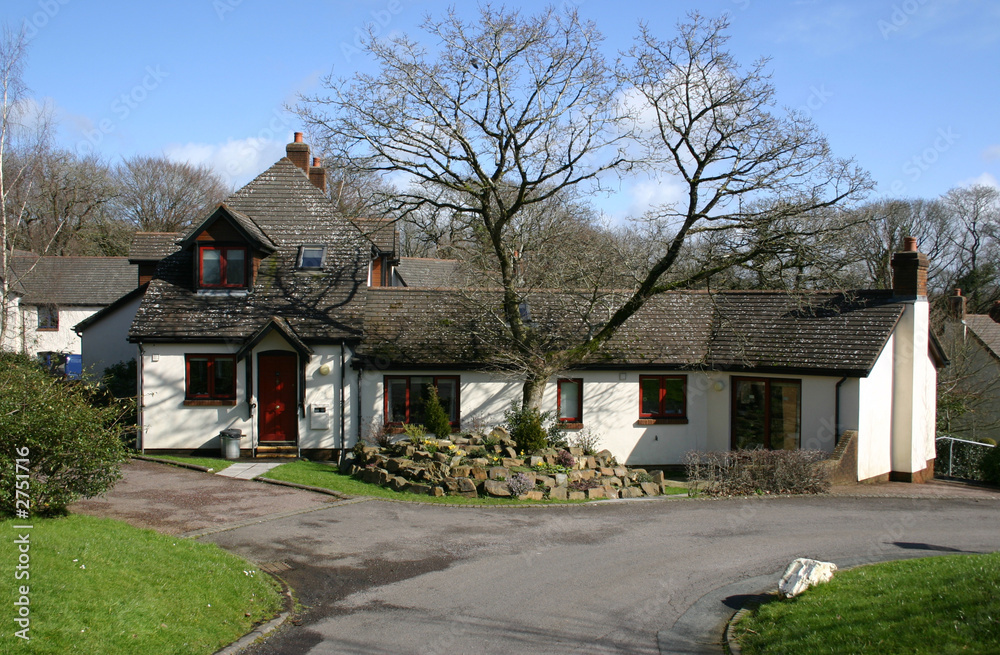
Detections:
346,429,675,500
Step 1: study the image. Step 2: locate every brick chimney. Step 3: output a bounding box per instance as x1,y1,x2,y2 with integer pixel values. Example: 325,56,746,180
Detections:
286,132,310,174
309,157,326,192
891,236,928,300
946,289,967,320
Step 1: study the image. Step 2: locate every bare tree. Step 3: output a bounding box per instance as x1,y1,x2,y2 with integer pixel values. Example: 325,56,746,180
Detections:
7,145,118,255
1,25,34,347
940,185,1000,313
113,155,229,232
299,9,871,409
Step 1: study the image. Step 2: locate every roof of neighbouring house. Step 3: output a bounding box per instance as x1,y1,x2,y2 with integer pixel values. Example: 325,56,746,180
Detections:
128,158,372,343
357,288,907,376
9,255,138,306
966,314,1000,361
74,283,149,334
128,232,183,262
395,257,462,288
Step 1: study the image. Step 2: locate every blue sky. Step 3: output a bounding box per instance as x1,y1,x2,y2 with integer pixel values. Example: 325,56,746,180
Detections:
4,0,999,218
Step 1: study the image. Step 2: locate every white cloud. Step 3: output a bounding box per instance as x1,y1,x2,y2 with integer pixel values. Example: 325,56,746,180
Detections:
982,145,1000,162
624,175,687,218
164,137,286,188
959,172,1000,190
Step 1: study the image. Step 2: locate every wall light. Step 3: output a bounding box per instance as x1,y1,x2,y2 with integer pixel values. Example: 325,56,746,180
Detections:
712,380,725,392
318,364,332,376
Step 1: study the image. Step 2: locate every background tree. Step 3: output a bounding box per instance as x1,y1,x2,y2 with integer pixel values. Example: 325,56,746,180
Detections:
112,155,229,232
299,9,872,409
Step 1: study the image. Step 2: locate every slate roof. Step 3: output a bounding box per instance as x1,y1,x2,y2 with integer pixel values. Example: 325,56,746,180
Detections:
128,233,182,262
10,255,137,306
966,314,1000,361
357,288,905,376
351,218,396,253
396,258,462,288
129,158,370,343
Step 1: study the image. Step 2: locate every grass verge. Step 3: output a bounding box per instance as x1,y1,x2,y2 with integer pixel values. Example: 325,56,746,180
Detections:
144,454,234,472
1,514,282,654
263,460,690,504
734,552,1000,654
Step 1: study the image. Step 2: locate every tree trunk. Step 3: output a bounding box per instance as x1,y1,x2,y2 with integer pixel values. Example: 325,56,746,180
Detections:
521,370,548,412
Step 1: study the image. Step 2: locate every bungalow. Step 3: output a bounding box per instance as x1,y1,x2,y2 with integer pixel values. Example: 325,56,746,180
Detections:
938,290,1000,442
2,253,136,377
129,134,942,483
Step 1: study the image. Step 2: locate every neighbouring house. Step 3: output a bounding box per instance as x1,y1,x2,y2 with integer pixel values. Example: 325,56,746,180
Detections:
73,232,183,379
129,133,943,483
2,253,136,377
938,290,1000,442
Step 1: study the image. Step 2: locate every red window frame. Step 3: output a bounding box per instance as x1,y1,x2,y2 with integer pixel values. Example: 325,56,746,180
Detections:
383,375,460,429
198,245,248,288
557,378,583,423
639,375,687,419
185,354,237,400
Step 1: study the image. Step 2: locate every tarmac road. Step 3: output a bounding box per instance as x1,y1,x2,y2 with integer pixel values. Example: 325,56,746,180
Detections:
198,488,1000,654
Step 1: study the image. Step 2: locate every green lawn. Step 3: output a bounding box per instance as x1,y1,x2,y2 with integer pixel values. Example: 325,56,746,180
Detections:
263,460,687,504
735,552,1000,654
144,454,234,472
0,514,282,654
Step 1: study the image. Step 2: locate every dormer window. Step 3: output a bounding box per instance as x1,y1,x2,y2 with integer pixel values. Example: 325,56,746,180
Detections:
297,245,326,269
199,245,247,288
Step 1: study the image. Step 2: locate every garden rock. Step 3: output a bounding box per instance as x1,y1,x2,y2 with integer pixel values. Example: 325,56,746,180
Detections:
484,480,511,497
488,467,509,480
641,482,660,497
549,486,568,500
519,490,545,501
778,558,838,598
457,478,478,496
568,491,586,501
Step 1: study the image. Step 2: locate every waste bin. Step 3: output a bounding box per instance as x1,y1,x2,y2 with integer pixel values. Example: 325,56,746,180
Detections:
220,428,243,460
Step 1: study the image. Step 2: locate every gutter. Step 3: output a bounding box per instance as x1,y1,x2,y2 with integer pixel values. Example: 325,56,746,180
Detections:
137,344,145,453
834,376,847,445
339,343,347,466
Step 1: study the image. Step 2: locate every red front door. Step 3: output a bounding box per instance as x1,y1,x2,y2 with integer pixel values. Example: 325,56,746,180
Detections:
259,352,298,443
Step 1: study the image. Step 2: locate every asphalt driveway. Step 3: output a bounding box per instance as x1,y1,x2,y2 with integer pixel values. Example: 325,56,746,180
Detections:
73,461,1000,654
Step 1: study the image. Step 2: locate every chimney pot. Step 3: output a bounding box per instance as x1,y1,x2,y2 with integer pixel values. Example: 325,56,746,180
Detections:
903,236,917,252
286,132,310,174
308,158,327,193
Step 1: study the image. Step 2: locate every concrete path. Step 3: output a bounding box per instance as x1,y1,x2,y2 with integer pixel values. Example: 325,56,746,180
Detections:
216,462,285,479
71,459,337,535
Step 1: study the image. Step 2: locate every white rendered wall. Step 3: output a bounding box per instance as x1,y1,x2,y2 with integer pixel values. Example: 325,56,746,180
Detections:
891,300,935,475
140,336,349,452
139,343,250,451
361,369,843,465
79,296,142,379
856,334,895,481
16,305,98,356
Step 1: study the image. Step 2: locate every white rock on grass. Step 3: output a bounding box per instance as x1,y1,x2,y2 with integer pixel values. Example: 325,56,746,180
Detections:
778,558,838,598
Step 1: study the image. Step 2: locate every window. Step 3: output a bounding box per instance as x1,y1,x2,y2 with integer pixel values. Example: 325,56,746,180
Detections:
557,378,583,425
297,245,326,269
37,305,58,330
384,376,459,428
185,354,237,402
638,375,687,422
199,245,247,288
732,377,801,450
